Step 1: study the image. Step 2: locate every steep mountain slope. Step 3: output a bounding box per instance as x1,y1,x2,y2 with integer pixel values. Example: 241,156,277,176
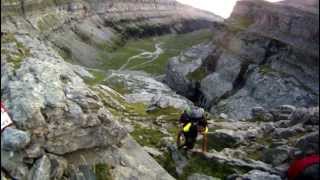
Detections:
1,0,222,68
165,0,319,120
1,0,221,179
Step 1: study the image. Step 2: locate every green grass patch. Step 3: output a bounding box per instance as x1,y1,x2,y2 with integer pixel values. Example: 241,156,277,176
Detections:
1,33,31,69
259,64,276,75
179,155,244,180
148,107,182,121
154,151,180,178
186,66,208,81
93,164,112,180
255,136,273,146
98,29,212,75
83,70,106,86
228,16,254,33
155,144,250,180
37,13,60,32
131,124,165,148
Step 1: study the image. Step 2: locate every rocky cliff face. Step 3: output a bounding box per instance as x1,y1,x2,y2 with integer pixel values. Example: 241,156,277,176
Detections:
165,0,319,120
1,0,221,179
1,0,221,68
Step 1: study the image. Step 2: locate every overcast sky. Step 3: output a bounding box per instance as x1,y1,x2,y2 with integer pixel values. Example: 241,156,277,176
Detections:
176,0,283,18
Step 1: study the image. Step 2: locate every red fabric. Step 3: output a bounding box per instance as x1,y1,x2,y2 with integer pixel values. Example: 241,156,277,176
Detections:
288,154,320,180
1,101,7,112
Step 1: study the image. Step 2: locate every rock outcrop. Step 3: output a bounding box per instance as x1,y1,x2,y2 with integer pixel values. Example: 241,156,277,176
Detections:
1,32,174,179
165,0,319,120
1,0,222,68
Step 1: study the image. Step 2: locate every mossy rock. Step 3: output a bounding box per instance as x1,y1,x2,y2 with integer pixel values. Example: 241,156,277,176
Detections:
37,13,60,32
186,66,209,81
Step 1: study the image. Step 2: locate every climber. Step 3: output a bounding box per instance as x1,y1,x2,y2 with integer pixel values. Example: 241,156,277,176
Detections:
287,153,320,180
177,106,208,153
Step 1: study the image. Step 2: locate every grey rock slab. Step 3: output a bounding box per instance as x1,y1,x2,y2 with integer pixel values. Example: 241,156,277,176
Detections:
242,170,281,180
143,146,163,157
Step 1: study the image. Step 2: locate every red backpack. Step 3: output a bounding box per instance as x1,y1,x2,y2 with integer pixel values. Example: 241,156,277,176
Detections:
287,154,320,180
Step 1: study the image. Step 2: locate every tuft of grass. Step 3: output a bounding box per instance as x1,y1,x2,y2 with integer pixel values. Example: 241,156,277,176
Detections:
130,124,165,148
83,70,106,86
37,13,60,32
178,155,247,180
259,64,276,75
1,33,31,70
186,66,208,81
93,164,113,180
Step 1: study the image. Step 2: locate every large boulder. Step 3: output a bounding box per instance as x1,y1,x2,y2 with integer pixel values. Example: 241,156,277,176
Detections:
270,105,296,121
106,70,193,110
208,129,244,149
295,132,319,154
1,150,29,180
289,107,319,126
251,107,274,122
1,127,31,151
1,34,127,155
165,42,214,98
261,146,291,166
28,155,51,180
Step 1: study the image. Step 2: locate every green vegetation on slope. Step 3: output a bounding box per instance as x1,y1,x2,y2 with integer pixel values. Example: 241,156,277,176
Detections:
156,152,249,180
99,29,213,75
186,66,209,81
93,164,113,180
131,124,165,148
1,33,31,70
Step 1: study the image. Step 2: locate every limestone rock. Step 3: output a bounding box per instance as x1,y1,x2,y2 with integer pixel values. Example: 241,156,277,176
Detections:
295,132,319,154
262,146,291,166
143,146,163,157
70,165,96,180
1,127,31,151
106,70,193,110
270,105,296,121
165,42,214,98
208,129,244,149
167,144,188,176
188,173,221,180
251,107,274,122
1,150,29,180
242,170,281,180
28,155,51,180
289,107,319,126
47,154,68,180
25,143,45,159
1,34,127,155
272,124,305,139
